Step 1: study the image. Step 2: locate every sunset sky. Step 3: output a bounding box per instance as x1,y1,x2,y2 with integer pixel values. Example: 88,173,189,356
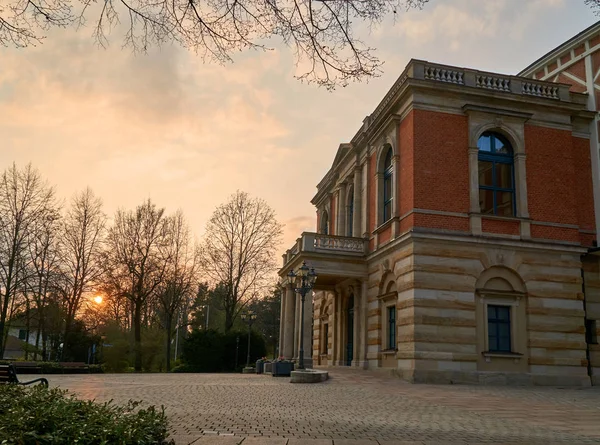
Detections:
1,0,596,257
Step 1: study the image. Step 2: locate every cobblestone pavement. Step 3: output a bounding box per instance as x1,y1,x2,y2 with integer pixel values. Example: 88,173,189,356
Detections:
41,368,600,445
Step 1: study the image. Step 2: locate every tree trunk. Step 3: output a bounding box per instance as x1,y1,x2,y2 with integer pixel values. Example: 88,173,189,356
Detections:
165,315,172,372
0,274,14,357
224,309,234,332
24,297,31,360
62,314,73,361
134,300,142,372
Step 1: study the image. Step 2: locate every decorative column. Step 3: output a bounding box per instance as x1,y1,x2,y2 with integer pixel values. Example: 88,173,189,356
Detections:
283,285,296,359
353,167,362,238
514,152,531,239
278,285,286,357
293,289,301,360
360,280,369,369
468,146,482,235
302,291,314,368
361,160,369,237
336,183,347,236
351,286,360,367
334,286,343,365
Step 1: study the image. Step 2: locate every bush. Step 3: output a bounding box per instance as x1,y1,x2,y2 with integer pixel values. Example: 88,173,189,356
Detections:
0,384,172,444
0,362,104,375
180,329,266,372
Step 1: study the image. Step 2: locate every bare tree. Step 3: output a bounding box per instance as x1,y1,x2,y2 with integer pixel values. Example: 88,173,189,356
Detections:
56,188,106,360
0,0,428,88
0,163,55,358
25,207,61,360
200,190,282,332
155,210,199,371
104,199,171,371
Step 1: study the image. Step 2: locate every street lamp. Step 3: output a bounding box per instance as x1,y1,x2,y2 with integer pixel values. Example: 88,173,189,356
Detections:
287,261,318,370
240,310,257,369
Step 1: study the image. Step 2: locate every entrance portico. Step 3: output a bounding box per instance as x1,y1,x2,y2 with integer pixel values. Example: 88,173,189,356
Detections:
279,232,368,368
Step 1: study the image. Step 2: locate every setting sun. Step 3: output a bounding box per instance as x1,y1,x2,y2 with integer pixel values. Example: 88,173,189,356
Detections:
93,295,103,305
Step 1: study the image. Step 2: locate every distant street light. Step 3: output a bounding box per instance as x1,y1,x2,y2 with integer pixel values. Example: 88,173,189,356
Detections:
240,310,257,368
287,261,318,370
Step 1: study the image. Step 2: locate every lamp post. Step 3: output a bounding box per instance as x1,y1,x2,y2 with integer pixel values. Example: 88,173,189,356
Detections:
287,261,318,370
240,310,257,368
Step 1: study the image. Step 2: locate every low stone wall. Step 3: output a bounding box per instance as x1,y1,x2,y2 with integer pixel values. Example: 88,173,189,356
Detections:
290,369,328,383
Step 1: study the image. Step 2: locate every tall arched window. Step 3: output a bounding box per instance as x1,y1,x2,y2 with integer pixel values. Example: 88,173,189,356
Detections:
347,187,354,237
478,132,515,217
383,148,393,222
321,210,329,235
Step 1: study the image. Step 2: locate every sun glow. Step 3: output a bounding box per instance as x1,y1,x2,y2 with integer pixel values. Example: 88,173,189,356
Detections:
93,295,103,305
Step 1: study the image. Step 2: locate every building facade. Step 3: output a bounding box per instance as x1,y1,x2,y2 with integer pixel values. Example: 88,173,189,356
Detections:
279,25,600,386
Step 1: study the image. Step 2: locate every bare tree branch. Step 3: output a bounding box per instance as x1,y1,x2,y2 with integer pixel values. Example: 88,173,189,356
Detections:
0,0,429,88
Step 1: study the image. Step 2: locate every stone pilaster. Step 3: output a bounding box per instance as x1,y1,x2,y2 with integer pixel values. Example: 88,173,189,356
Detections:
353,167,362,238
468,146,482,235
283,285,296,360
278,286,286,357
336,183,347,236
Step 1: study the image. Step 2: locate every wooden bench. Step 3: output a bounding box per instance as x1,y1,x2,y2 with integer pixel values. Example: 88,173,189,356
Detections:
12,361,42,374
59,362,89,373
0,364,48,387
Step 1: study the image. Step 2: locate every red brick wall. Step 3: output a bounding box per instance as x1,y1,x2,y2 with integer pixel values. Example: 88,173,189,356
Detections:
398,111,415,217
482,218,519,236
413,213,469,232
531,225,579,243
575,44,586,57
525,125,578,226
412,110,469,213
558,73,587,93
566,59,586,82
573,136,597,245
378,225,392,244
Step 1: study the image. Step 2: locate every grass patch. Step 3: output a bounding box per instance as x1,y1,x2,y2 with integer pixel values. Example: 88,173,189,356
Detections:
0,384,173,444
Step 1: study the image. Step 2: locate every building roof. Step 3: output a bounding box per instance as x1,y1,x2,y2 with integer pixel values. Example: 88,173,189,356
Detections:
519,21,600,77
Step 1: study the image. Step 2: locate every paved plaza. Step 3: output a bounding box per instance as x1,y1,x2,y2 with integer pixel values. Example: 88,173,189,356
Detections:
41,369,600,444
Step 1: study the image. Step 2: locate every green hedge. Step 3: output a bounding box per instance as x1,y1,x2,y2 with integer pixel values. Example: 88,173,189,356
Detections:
178,329,266,372
0,361,104,374
0,384,172,444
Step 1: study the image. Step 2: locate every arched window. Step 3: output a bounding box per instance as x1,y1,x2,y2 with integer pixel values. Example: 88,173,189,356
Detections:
321,210,329,235
383,148,393,222
478,132,515,217
347,187,354,237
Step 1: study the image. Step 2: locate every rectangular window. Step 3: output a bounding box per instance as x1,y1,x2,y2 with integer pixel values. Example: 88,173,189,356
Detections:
487,305,511,352
18,329,27,341
322,323,329,353
478,160,493,186
383,173,393,222
387,306,396,350
586,319,598,345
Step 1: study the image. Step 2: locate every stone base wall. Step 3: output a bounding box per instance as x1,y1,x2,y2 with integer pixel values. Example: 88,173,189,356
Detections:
361,234,596,386
394,368,591,386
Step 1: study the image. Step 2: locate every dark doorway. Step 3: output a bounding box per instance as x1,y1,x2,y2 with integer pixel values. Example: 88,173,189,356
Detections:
346,294,354,366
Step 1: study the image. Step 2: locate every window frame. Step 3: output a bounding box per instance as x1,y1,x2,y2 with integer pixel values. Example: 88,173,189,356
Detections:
487,304,512,353
321,210,329,235
382,149,393,223
478,132,516,217
387,306,396,350
321,322,329,354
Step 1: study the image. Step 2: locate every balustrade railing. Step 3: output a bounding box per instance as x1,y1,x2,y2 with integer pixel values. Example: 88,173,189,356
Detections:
283,232,367,265
313,234,365,252
423,66,464,85
476,75,511,92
